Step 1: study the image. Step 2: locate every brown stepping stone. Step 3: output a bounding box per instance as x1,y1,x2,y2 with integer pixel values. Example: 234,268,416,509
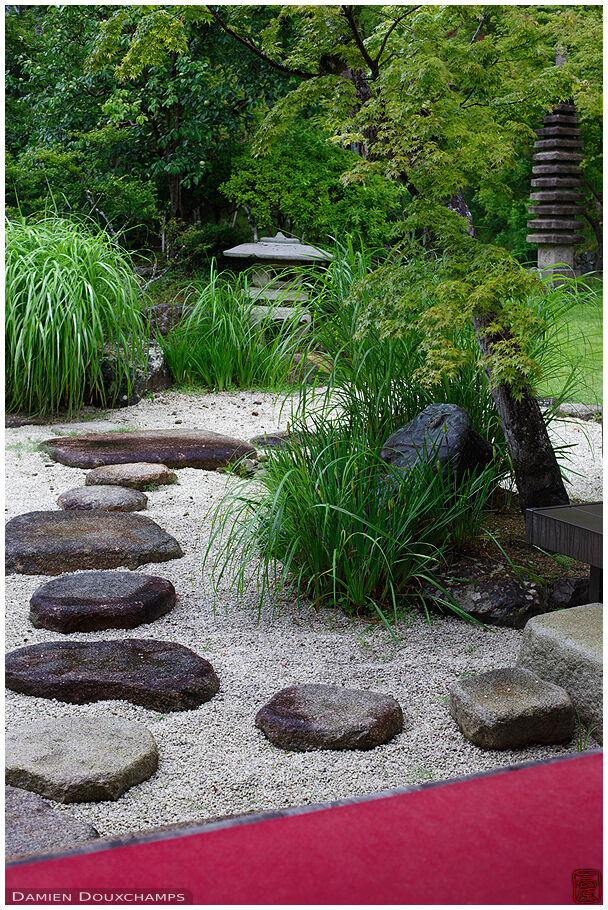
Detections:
85,462,177,490
5,785,99,859
57,485,148,512
255,684,404,751
6,639,220,711
6,716,158,803
41,429,257,470
449,667,575,750
29,571,176,633
5,511,183,575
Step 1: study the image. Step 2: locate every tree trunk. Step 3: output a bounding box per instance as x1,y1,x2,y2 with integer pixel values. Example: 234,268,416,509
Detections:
168,173,182,220
472,312,569,509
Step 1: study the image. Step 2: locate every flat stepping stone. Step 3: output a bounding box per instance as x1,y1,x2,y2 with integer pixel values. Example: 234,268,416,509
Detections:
255,684,404,751
50,421,127,436
517,604,603,743
57,485,148,512
449,667,575,750
5,511,183,575
5,716,158,802
41,429,257,470
6,639,220,711
5,785,99,859
85,463,177,490
29,571,176,633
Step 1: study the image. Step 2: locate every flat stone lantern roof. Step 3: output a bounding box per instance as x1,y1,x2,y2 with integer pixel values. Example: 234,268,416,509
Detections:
223,232,332,263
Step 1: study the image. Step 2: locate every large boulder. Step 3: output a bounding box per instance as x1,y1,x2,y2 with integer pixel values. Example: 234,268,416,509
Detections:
255,684,404,751
29,571,176,633
516,604,603,743
88,341,173,408
5,786,99,860
5,716,159,802
5,510,183,575
6,639,220,711
449,667,575,750
381,404,493,480
41,429,257,470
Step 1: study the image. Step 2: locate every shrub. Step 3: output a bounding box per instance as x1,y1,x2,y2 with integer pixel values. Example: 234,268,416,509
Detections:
6,215,146,414
157,264,307,391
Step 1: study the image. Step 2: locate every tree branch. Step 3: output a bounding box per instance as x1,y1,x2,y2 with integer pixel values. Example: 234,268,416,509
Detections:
206,6,317,80
341,6,378,77
374,6,421,68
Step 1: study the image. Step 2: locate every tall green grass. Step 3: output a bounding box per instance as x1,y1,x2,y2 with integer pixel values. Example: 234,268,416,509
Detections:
6,216,146,414
157,264,307,391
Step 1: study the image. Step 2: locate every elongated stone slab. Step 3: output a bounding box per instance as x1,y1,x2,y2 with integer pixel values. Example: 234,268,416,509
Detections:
5,511,183,575
5,786,99,859
531,177,582,189
30,571,176,633
6,716,158,802
85,463,177,490
6,639,220,711
57,486,148,512
255,684,404,751
41,429,257,470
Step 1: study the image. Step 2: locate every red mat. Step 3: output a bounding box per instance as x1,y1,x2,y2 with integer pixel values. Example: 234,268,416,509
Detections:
6,753,602,905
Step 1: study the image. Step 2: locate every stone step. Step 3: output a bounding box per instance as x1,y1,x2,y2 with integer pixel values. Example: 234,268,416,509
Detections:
6,639,220,711
516,603,603,743
6,716,158,803
5,786,99,860
5,510,183,575
57,485,148,512
85,463,177,490
449,667,574,750
29,571,176,633
41,429,257,470
255,684,404,751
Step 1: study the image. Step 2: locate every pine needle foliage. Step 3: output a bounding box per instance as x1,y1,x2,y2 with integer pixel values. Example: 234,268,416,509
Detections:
6,215,146,414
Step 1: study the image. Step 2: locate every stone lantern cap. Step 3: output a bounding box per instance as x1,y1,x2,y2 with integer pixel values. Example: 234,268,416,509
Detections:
223,232,332,263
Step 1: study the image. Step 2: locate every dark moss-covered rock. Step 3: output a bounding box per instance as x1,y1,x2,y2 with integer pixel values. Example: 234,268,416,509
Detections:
6,639,220,711
29,571,176,633
5,511,183,575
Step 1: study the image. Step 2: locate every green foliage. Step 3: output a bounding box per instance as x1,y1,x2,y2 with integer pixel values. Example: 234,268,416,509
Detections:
221,122,403,245
5,216,147,414
204,418,502,623
157,265,305,391
165,220,250,267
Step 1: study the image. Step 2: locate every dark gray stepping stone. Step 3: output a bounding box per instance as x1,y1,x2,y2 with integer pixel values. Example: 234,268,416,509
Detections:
517,604,603,743
255,684,404,751
57,485,148,512
6,639,220,711
5,785,99,859
449,667,575,750
29,571,176,633
85,463,177,490
41,429,257,469
5,716,158,803
249,430,310,450
5,511,183,575
381,403,493,480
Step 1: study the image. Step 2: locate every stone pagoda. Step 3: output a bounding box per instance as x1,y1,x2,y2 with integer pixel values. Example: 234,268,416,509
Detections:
526,102,585,279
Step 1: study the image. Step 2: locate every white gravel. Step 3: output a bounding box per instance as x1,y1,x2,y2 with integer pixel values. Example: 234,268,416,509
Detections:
4,390,603,837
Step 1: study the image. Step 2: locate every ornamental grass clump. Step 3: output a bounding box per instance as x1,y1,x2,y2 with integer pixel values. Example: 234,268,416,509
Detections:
204,417,503,626
6,216,146,414
158,263,306,391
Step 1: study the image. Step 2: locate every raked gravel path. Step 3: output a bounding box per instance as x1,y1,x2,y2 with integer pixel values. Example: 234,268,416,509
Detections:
4,389,603,837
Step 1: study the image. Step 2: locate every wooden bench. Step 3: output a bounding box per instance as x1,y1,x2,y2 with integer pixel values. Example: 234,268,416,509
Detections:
525,501,603,601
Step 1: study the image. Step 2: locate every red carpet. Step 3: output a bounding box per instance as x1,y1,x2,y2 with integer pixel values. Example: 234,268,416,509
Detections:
6,753,602,905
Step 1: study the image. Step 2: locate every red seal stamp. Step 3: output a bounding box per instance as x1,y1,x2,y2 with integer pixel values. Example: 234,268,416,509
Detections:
573,869,602,904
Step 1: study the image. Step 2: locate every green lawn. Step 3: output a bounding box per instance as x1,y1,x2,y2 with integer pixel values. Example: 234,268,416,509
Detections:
536,279,603,405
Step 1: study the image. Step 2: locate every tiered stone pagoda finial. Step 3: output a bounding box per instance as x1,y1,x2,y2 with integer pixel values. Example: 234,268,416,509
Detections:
526,102,585,279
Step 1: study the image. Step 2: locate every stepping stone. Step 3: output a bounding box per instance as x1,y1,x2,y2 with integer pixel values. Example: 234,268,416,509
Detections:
41,429,257,470
85,462,177,490
57,486,148,512
29,571,176,633
449,667,575,750
5,511,183,575
6,639,220,711
50,422,127,436
5,785,99,860
516,604,603,743
255,684,404,751
5,716,158,802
